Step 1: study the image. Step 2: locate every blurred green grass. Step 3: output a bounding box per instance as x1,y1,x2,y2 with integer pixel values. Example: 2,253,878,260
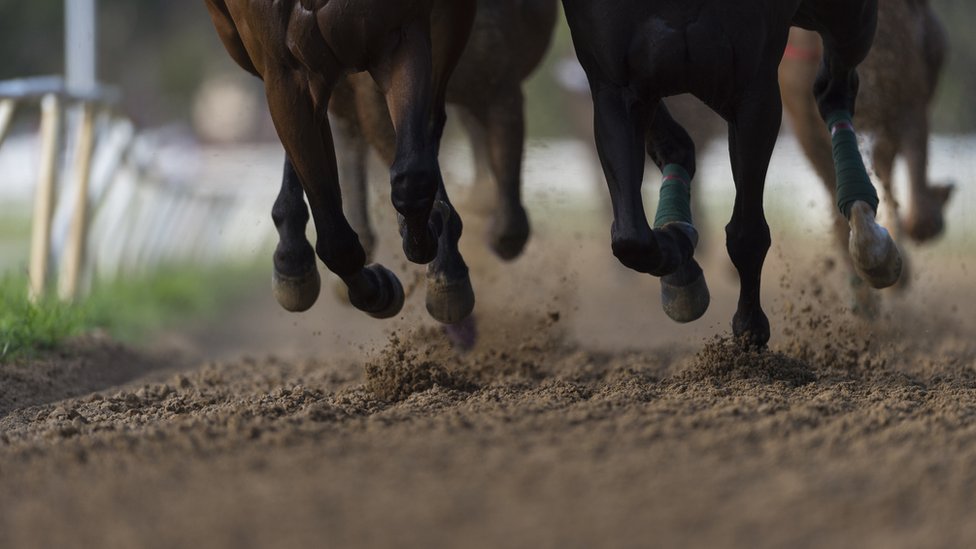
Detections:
0,261,262,361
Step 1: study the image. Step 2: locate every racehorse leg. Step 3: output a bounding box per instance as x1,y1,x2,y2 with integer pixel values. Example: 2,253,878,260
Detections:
370,22,442,266
332,80,376,261
271,157,320,312
870,131,911,294
808,0,902,290
482,87,530,260
457,108,496,215
901,108,953,243
725,80,782,347
265,69,403,319
424,0,477,324
592,84,694,278
645,102,709,323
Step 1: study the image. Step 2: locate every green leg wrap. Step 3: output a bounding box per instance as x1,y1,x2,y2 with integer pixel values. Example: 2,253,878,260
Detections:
653,164,693,228
828,110,879,219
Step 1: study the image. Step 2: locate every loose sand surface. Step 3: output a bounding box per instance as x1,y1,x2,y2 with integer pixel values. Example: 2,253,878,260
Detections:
2,213,975,548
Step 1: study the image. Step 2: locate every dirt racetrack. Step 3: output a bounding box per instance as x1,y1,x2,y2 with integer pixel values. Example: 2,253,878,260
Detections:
2,204,976,548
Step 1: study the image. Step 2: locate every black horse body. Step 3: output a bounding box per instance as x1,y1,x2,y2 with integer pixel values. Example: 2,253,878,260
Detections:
560,0,896,345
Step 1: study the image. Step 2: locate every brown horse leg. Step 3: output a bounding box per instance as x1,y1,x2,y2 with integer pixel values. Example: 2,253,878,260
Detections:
457,108,496,215
725,78,781,347
266,69,403,319
901,108,953,243
370,22,441,266
481,87,530,261
332,80,376,262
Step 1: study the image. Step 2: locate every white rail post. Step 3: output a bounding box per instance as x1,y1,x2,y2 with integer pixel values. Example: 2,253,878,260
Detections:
28,94,63,302
0,99,16,148
59,101,97,301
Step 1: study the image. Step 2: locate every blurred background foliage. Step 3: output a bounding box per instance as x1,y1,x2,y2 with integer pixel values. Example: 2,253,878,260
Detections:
0,0,974,135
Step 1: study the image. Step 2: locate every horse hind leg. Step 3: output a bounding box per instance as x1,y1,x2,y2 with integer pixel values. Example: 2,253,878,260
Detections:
271,158,321,312
266,69,403,320
645,102,709,323
481,86,531,261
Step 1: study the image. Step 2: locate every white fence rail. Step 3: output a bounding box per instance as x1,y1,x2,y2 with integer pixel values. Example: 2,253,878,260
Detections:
1,76,274,302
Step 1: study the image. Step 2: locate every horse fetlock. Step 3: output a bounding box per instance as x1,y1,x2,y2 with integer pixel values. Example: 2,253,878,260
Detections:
611,230,660,274
660,258,710,323
848,201,902,289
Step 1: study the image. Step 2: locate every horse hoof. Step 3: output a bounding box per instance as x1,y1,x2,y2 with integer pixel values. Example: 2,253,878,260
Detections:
905,182,953,243
360,264,405,319
488,207,530,261
272,267,321,312
660,260,710,323
426,270,475,325
849,201,902,289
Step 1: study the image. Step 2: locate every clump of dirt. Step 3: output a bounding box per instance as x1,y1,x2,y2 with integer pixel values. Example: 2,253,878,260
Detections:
679,336,816,387
364,329,477,402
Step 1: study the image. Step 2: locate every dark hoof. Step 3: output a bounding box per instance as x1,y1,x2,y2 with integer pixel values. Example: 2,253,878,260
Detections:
488,207,530,261
351,264,405,319
905,182,953,243
442,314,478,352
272,267,321,312
732,309,770,348
398,213,439,265
660,259,710,323
426,269,475,325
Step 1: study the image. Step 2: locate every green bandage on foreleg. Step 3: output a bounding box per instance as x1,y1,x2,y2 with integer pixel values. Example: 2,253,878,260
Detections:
828,110,879,218
653,163,693,228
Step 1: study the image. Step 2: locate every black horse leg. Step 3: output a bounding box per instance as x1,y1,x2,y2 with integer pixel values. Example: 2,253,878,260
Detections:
592,84,695,277
271,157,320,312
725,80,782,347
805,0,901,289
645,102,710,323
423,1,477,325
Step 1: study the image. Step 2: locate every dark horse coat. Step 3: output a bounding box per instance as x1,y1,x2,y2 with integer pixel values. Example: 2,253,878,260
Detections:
561,0,901,345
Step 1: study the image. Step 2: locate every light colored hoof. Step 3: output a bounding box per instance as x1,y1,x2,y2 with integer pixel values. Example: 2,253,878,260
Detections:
849,201,902,289
426,270,475,325
661,263,710,323
272,267,321,312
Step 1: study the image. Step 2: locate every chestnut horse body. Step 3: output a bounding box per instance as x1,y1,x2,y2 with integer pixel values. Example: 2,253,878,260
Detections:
561,0,902,345
780,0,951,313
205,0,477,323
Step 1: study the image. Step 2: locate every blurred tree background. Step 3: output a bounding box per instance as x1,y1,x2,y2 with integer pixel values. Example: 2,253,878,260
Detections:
0,0,974,135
